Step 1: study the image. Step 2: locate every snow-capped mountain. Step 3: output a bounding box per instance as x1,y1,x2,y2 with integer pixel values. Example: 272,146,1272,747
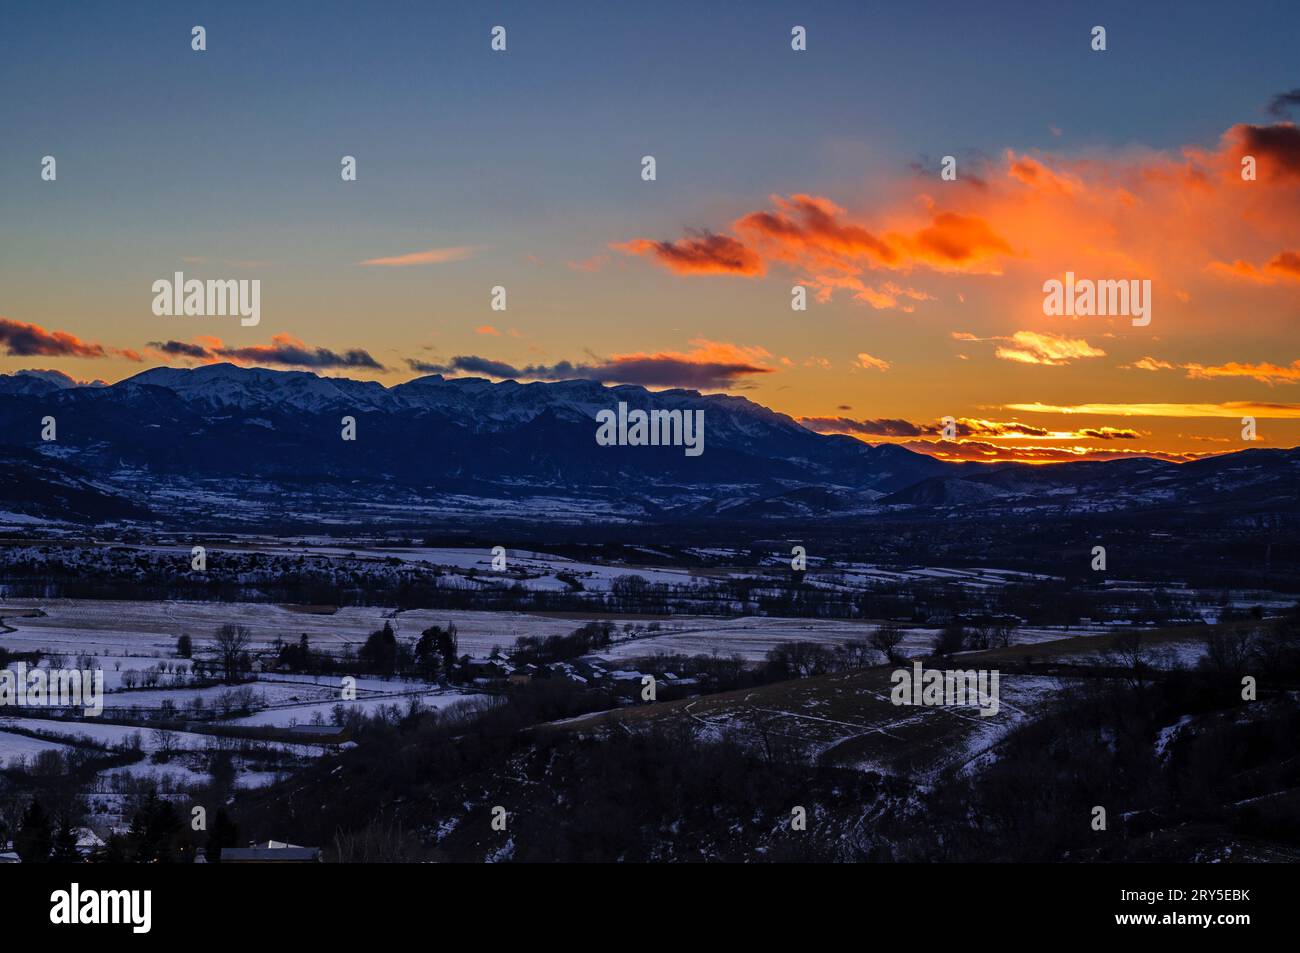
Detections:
0,364,1295,529
0,368,101,397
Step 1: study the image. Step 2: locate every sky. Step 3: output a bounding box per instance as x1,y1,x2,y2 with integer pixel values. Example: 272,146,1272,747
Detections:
1,0,1298,463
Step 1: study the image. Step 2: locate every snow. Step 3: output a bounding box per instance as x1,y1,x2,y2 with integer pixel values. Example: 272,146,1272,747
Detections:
0,729,74,763
219,689,484,727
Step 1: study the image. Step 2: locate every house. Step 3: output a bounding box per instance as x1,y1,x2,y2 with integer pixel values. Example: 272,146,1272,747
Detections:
76,827,104,857
465,659,508,684
221,840,321,863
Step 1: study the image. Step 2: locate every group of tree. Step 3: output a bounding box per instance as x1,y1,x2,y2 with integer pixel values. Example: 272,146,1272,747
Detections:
355,622,463,681
931,619,1017,657
11,794,242,863
510,621,614,666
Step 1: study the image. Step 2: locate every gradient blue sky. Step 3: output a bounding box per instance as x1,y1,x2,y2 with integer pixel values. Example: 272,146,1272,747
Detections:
2,1,1298,462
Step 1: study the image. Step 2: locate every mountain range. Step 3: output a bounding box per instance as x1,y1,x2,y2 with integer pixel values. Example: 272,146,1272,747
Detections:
0,364,1296,530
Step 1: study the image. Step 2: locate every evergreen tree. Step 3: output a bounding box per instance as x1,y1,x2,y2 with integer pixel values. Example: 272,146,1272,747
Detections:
360,622,398,674
14,798,54,863
204,808,240,863
50,816,81,863
128,792,185,863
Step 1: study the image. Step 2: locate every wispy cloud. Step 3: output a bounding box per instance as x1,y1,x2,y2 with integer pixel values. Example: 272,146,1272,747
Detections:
1122,355,1300,385
1123,356,1175,371
357,245,479,267
1006,401,1300,418
1268,88,1300,118
1183,359,1300,385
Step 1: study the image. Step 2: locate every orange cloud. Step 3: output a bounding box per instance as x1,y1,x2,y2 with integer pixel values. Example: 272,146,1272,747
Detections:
1124,356,1175,371
0,317,122,360
566,254,610,272
611,117,1300,329
475,325,501,336
1006,152,1083,195
1121,354,1300,385
994,331,1106,366
616,193,1013,307
358,246,478,267
1208,248,1300,283
897,211,1014,270
1183,359,1300,385
855,352,891,371
1007,401,1300,419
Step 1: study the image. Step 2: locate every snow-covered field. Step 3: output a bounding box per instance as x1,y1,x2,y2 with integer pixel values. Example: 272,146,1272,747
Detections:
0,599,588,660
2,596,1124,672
0,717,320,757
590,617,1117,663
220,689,489,728
0,728,74,763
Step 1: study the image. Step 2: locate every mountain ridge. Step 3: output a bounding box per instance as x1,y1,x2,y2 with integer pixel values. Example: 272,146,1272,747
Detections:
0,364,1295,529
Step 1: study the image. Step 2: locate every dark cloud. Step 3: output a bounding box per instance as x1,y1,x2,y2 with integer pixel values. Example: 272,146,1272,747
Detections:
907,150,991,189
1268,249,1300,277
220,342,384,370
149,340,211,359
799,417,925,437
1267,88,1300,118
152,334,385,371
614,231,766,276
1234,123,1300,179
0,318,107,358
1078,427,1141,440
406,359,446,374
586,356,770,389
405,353,772,390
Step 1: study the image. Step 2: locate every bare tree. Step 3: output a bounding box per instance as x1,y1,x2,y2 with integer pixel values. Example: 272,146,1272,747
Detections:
835,639,874,670
152,728,179,762
214,624,251,684
1107,630,1153,692
966,623,993,651
870,622,906,664
1203,628,1253,675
